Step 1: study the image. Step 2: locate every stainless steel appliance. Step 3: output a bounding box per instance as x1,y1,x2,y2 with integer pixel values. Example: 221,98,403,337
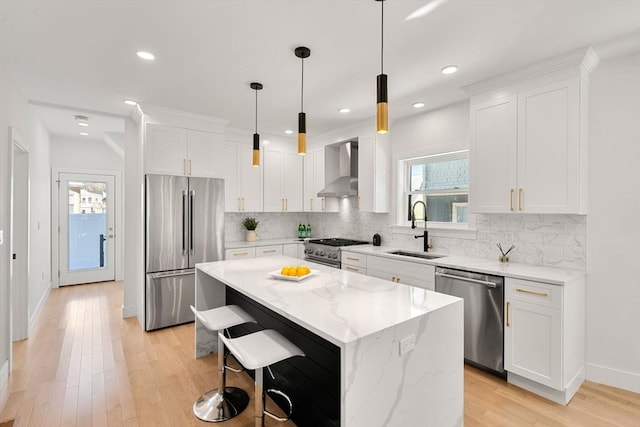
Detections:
435,266,505,376
304,238,369,268
145,174,224,331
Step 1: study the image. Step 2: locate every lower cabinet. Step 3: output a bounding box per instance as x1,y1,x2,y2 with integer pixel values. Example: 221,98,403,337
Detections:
226,243,303,261
283,243,304,260
367,256,435,291
504,277,585,404
341,251,367,274
225,247,256,260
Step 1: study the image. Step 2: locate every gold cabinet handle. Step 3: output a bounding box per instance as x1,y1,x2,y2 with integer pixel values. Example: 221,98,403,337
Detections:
506,302,510,327
183,159,187,175
519,188,523,211
242,197,245,211
346,257,360,261
263,250,277,254
396,277,400,283
310,198,313,211
233,252,249,257
510,189,514,211
237,197,241,211
515,288,548,297
345,266,359,272
281,198,284,211
391,276,396,282
285,198,288,211
188,159,192,175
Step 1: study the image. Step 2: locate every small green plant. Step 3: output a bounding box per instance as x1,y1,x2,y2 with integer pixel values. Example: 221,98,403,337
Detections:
242,217,259,230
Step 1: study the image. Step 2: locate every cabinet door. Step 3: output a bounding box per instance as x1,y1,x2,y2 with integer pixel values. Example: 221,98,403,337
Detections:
283,244,300,259
145,125,188,175
358,134,390,213
221,143,240,211
303,152,315,211
469,95,517,213
505,298,562,390
517,79,580,213
256,245,283,258
263,148,285,212
187,130,222,178
314,148,337,212
239,145,262,212
283,150,303,212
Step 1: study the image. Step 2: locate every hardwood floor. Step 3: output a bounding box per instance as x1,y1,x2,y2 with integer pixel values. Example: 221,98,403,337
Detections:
0,281,638,426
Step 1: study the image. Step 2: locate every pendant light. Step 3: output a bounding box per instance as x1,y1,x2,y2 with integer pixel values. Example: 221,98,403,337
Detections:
376,0,388,134
250,82,263,167
295,46,310,155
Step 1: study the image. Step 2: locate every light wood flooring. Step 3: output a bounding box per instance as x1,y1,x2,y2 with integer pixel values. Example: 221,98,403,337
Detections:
0,281,638,426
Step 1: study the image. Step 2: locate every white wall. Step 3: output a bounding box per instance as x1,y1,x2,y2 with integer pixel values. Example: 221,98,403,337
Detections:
586,51,640,392
26,112,51,327
50,135,125,283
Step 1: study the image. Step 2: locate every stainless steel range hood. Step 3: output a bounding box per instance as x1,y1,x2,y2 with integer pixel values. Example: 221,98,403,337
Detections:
318,140,358,198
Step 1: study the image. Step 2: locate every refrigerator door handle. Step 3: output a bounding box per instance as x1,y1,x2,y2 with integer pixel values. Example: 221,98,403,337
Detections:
182,191,188,255
189,190,195,255
148,269,195,279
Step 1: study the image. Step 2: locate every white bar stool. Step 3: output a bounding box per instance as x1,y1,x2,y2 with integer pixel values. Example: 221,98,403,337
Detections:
220,329,305,427
190,305,257,422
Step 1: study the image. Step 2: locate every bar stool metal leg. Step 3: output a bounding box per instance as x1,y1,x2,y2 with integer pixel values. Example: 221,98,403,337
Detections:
193,333,250,422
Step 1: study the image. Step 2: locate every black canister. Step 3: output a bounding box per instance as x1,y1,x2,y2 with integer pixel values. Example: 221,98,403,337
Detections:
373,233,381,246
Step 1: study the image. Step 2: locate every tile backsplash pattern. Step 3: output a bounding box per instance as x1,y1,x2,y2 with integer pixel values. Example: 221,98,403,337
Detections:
226,198,586,270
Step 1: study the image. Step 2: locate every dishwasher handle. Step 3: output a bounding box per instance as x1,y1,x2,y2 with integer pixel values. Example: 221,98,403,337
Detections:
435,271,497,288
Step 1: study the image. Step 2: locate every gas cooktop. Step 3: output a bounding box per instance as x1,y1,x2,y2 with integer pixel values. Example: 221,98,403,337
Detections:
307,238,369,247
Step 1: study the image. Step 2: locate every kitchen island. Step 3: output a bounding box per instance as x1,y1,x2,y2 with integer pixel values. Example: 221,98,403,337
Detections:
195,255,463,427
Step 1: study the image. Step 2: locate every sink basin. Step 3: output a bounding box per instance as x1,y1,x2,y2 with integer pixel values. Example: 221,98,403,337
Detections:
386,250,444,260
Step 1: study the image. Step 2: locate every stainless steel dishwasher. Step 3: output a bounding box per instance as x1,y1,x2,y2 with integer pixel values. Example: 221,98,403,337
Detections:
435,266,505,376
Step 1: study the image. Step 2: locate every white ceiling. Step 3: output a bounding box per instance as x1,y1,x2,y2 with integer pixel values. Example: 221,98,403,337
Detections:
1,0,639,140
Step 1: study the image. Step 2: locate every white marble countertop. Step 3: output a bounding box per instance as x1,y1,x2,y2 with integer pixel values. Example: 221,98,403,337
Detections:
196,255,461,347
342,245,585,285
225,238,305,249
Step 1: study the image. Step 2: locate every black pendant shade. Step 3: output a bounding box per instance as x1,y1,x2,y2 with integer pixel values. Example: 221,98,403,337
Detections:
295,46,310,155
250,82,263,167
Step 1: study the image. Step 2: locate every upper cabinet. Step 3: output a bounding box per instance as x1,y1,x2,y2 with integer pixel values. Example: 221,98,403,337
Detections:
263,145,303,212
358,132,390,213
221,142,262,212
303,147,338,212
145,124,223,178
465,47,599,215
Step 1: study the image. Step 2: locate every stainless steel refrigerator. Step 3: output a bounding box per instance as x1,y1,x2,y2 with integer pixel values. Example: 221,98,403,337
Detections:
145,174,224,331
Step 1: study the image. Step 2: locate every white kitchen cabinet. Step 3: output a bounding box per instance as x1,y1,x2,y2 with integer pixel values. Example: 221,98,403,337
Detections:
255,245,283,258
145,124,223,178
466,48,597,214
221,142,262,212
303,147,338,212
366,255,435,291
357,133,390,213
263,146,303,212
225,247,256,260
341,251,367,275
283,243,304,260
504,276,585,404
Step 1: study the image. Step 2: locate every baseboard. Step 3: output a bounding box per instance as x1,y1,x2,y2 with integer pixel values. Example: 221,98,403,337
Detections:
28,282,51,334
121,304,137,318
0,360,9,413
586,362,640,393
507,369,584,405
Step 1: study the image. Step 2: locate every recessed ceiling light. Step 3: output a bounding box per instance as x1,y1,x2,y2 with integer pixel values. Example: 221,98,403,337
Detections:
78,122,89,127
75,115,89,126
285,130,294,134
124,99,138,106
412,102,425,109
339,108,350,114
441,65,458,75
79,132,89,136
137,51,155,61
263,139,270,145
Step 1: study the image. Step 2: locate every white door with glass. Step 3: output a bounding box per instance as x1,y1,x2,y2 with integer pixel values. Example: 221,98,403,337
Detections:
58,173,115,285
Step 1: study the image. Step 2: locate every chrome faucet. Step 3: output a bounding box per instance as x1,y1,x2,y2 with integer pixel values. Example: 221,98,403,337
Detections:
411,200,431,252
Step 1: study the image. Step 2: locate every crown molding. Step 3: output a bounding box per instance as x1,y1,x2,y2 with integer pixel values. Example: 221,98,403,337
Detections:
463,46,600,96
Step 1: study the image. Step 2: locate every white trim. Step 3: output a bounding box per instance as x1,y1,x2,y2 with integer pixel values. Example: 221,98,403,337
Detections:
507,368,585,405
28,282,50,334
0,360,8,412
586,362,640,393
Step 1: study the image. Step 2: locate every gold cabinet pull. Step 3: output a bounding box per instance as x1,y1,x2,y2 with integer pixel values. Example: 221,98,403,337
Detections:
242,197,245,211
263,250,277,254
510,189,514,211
281,198,284,211
183,159,187,175
285,198,288,211
506,302,510,327
346,257,360,261
233,252,249,257
391,276,396,282
345,266,359,272
237,197,241,211
515,288,548,297
519,188,523,211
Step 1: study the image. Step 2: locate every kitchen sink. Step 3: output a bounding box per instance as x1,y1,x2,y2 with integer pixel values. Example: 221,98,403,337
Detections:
385,250,444,260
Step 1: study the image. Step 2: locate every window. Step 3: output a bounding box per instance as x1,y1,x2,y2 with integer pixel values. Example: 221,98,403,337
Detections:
403,150,469,225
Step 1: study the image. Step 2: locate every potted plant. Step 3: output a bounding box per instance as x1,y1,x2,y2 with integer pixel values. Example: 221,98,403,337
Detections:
242,217,259,242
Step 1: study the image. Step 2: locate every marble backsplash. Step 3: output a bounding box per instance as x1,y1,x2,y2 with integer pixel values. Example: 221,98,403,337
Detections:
225,198,587,270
